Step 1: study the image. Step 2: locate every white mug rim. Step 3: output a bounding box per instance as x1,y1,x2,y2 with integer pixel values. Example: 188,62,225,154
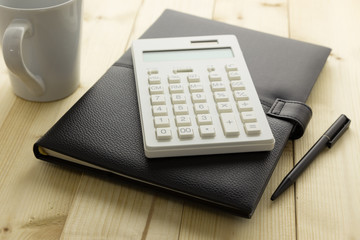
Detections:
0,0,75,11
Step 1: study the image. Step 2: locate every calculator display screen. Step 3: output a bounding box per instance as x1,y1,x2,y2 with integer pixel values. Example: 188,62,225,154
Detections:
143,48,233,62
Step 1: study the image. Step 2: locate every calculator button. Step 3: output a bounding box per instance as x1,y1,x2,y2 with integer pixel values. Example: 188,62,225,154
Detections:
149,85,164,94
189,83,204,92
209,72,222,81
175,115,191,126
217,102,233,113
171,94,186,104
214,92,229,102
240,111,257,123
230,81,245,90
148,75,161,84
152,105,168,116
168,74,181,83
228,71,241,80
151,95,166,105
245,123,261,135
156,128,172,140
225,64,238,72
197,114,212,125
187,73,200,82
211,82,226,91
220,113,240,137
207,65,215,72
199,125,216,138
173,66,193,73
154,117,170,127
147,68,159,75
194,103,210,114
169,84,184,93
237,101,253,112
173,104,189,115
191,92,207,103
178,127,194,139
234,90,249,101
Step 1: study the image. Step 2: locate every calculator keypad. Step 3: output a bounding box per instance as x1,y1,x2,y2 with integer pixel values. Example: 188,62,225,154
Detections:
147,64,264,141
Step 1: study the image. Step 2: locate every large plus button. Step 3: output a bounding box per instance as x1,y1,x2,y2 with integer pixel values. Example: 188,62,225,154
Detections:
220,113,240,137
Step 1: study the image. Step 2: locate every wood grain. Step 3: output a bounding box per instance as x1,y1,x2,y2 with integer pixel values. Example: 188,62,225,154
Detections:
0,0,359,239
289,0,360,239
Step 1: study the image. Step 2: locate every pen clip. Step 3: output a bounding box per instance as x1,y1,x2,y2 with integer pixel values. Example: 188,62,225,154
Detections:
327,115,351,148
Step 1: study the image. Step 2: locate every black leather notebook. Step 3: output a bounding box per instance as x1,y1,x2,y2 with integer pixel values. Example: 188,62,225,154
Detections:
34,10,331,218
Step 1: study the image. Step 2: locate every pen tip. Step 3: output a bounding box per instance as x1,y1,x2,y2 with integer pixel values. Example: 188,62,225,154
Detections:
270,177,294,201
270,193,278,201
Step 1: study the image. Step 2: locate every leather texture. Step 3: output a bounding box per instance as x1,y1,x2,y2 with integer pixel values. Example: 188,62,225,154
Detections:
268,99,313,139
34,10,331,218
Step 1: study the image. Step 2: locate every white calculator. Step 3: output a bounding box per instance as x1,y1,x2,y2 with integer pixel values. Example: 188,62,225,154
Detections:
131,35,275,158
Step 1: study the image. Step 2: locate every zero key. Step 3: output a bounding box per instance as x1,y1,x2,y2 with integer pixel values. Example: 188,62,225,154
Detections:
156,128,172,140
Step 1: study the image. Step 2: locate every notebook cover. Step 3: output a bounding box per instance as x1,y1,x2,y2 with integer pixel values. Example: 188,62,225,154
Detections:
34,10,331,218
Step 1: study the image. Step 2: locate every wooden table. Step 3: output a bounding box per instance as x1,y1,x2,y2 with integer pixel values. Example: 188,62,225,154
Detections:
1,0,359,239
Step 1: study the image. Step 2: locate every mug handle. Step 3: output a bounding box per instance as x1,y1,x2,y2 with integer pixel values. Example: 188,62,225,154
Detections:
2,19,45,96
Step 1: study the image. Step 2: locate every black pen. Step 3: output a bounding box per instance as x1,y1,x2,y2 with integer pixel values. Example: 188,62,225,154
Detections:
271,114,351,201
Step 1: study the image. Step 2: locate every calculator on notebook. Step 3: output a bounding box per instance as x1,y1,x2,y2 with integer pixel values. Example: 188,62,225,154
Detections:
131,35,275,158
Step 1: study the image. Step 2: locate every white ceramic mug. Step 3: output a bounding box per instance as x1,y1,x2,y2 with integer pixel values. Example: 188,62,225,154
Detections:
0,0,82,102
